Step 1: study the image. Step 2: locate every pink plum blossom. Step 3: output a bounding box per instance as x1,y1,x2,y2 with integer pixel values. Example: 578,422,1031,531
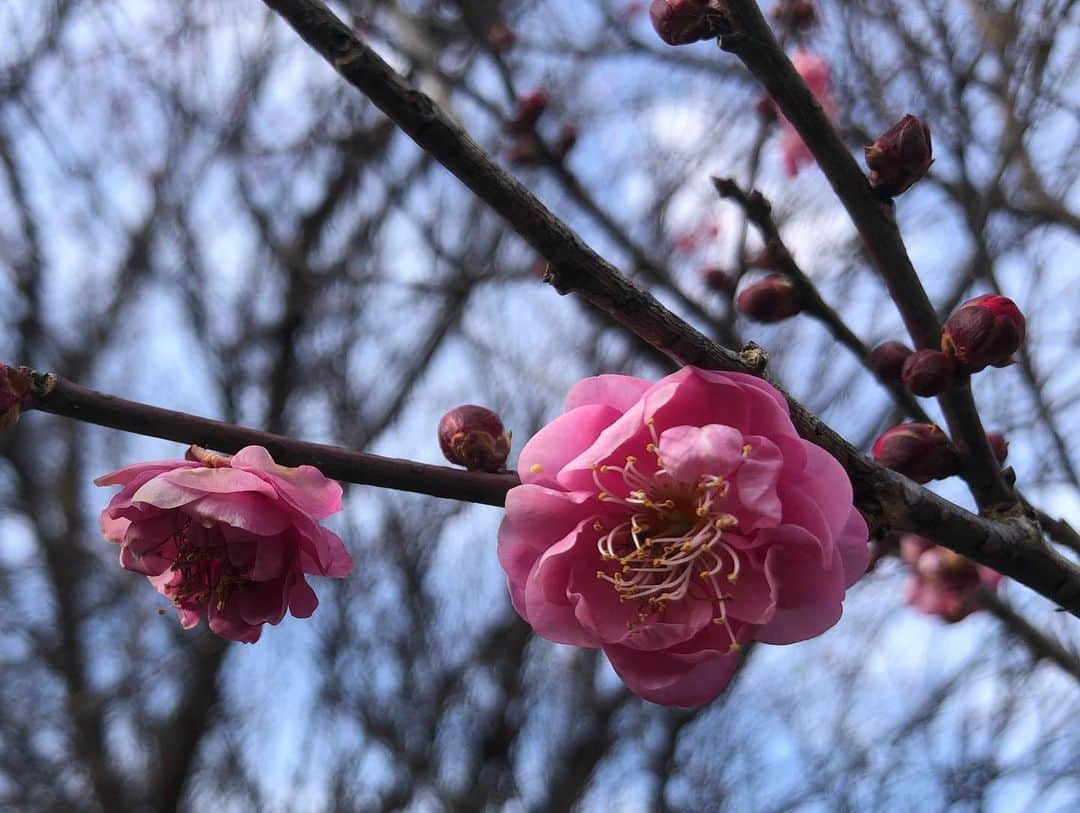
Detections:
97,445,353,642
498,367,869,707
779,51,837,177
899,535,1002,623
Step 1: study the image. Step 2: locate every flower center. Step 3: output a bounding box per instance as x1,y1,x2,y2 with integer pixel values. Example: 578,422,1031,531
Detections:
591,421,743,652
165,518,248,612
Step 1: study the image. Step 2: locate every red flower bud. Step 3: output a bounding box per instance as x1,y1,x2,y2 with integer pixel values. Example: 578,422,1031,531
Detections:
0,364,31,430
735,274,802,322
701,266,737,295
942,294,1025,372
488,23,516,53
901,349,956,397
868,341,913,388
864,114,933,197
649,0,717,46
554,124,579,159
438,405,512,472
771,0,818,30
755,94,779,123
872,423,959,483
508,91,548,133
986,432,1008,465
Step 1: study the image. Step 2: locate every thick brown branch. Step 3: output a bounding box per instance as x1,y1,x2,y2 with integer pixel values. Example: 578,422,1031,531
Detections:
23,370,514,507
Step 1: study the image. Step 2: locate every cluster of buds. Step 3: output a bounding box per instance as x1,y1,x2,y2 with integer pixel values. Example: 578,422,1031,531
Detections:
736,274,803,322
901,349,956,397
872,423,959,483
1,364,31,430
771,0,818,31
942,294,1025,372
649,0,721,46
900,535,1002,622
438,405,512,472
865,114,933,197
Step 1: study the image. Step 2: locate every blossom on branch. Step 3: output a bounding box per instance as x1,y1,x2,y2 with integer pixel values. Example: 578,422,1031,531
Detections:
96,445,353,642
900,535,1002,622
498,367,869,707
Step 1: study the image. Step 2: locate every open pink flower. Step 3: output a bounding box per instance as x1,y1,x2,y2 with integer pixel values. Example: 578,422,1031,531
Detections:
498,367,869,707
899,535,1002,622
97,446,353,642
779,51,837,177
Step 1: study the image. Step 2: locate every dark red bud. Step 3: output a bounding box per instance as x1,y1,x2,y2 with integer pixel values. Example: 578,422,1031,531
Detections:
1,364,31,430
872,423,959,483
771,0,818,30
508,91,548,133
942,294,1025,372
649,0,717,46
986,432,1008,465
864,114,933,196
868,341,913,388
488,23,516,53
755,94,779,123
735,274,802,322
438,405,512,472
701,266,737,295
901,349,956,397
554,124,578,159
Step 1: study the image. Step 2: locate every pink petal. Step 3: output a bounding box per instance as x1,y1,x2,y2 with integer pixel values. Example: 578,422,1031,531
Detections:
517,404,622,488
94,460,199,487
187,493,292,536
231,446,343,519
656,424,745,483
564,374,652,413
521,521,602,647
732,435,784,529
289,578,319,618
836,507,870,589
160,466,279,499
603,621,751,707
756,535,845,644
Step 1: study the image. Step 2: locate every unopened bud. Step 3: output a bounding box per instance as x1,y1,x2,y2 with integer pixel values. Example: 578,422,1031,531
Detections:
701,266,737,295
771,0,818,30
901,349,956,397
0,364,31,430
508,91,548,133
898,533,933,566
942,294,1025,372
868,341,913,388
554,124,578,159
865,114,933,197
755,94,779,123
736,274,802,322
649,0,717,46
438,405,512,472
488,23,516,53
986,432,1008,465
872,423,959,483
